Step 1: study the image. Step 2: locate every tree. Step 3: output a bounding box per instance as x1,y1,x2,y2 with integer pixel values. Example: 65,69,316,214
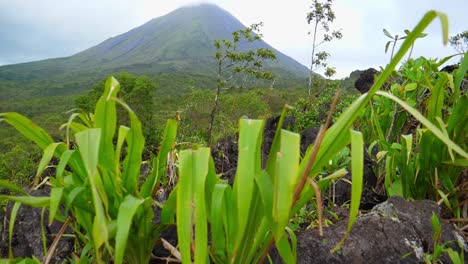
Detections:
449,31,468,60
75,72,158,150
306,0,342,95
207,23,276,144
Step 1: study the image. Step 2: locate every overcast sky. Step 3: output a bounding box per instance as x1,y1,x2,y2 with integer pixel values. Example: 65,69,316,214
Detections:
0,0,466,78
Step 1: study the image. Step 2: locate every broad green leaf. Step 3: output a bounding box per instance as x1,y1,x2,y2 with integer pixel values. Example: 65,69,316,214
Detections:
75,129,108,249
142,119,178,198
275,230,295,264
232,119,264,252
35,142,63,185
8,202,21,259
454,52,468,97
177,150,194,263
94,76,119,169
446,248,463,264
404,83,417,92
193,148,210,264
331,129,364,253
75,129,101,177
117,99,145,194
0,195,50,207
55,149,75,184
49,187,63,225
431,212,441,243
273,130,300,241
161,186,178,223
0,180,27,195
348,130,364,232
115,195,144,264
265,105,290,176
211,184,229,258
0,112,53,150
376,91,468,159
115,126,130,177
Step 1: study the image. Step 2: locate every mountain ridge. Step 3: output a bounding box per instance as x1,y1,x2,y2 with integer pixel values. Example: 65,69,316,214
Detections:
0,4,310,101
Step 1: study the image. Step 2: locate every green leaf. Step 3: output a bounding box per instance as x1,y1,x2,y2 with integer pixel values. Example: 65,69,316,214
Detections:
273,130,300,241
8,202,21,259
55,150,75,184
347,130,364,233
115,195,144,264
49,187,64,225
210,184,229,258
142,119,178,198
0,180,28,195
0,195,50,207
35,142,63,185
0,112,54,150
75,129,108,250
116,99,145,194
232,119,264,252
404,83,417,92
383,28,393,39
94,77,119,169
376,91,468,159
454,52,468,99
331,129,363,253
176,150,194,263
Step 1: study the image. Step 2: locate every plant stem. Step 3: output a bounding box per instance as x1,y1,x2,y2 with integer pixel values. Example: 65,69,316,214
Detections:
44,216,73,264
386,102,398,141
309,20,319,96
207,59,223,144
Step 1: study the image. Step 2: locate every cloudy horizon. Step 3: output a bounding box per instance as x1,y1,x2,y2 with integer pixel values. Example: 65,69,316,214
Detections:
0,0,466,78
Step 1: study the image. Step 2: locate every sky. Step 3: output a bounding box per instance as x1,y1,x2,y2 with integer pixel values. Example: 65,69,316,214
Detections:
0,0,467,78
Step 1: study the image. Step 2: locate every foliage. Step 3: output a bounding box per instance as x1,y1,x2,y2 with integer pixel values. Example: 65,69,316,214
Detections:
306,0,343,94
423,212,465,264
75,72,159,152
291,80,356,132
383,28,427,61
207,23,277,143
0,77,178,264
358,54,468,216
449,31,468,55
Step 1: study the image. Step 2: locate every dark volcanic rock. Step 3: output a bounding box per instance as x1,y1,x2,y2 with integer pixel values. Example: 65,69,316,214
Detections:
288,197,467,264
0,188,73,262
330,147,385,209
355,68,380,94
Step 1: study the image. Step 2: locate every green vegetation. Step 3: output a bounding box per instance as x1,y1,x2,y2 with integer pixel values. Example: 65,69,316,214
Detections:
306,0,342,94
1,77,178,263
208,23,276,143
0,7,466,264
